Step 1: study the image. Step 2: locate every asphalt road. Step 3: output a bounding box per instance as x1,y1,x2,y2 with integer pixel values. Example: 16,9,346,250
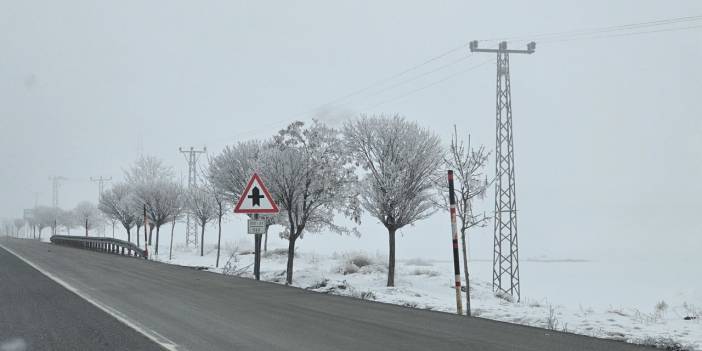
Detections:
0,241,163,351
0,238,654,351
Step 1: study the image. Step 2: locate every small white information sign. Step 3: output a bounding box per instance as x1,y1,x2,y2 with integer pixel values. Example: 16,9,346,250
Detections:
247,219,267,235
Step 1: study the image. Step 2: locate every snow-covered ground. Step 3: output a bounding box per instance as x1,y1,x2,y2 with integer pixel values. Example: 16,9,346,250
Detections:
144,239,701,351
36,226,701,350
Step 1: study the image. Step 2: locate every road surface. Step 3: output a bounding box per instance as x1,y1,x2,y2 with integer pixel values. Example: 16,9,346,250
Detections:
0,238,653,351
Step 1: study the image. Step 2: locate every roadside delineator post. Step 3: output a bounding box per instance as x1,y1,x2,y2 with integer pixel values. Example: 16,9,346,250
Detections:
448,170,464,315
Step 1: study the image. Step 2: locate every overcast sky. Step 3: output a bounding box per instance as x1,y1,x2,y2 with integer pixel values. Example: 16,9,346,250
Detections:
1,0,700,261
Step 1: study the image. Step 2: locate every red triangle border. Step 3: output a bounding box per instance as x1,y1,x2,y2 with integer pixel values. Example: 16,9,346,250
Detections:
233,173,280,214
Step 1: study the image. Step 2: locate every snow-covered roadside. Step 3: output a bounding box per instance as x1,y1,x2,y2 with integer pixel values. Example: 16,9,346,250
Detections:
151,243,701,351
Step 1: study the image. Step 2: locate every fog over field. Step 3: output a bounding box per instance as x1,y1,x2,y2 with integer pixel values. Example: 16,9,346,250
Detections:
1,0,700,264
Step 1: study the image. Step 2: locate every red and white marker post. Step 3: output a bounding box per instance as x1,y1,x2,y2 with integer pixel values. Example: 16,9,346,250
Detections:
448,170,464,315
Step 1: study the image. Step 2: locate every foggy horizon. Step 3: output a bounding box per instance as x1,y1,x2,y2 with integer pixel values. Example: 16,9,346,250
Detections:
2,0,700,262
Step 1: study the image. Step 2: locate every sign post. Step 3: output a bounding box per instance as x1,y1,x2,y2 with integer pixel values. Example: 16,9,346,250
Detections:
234,173,279,280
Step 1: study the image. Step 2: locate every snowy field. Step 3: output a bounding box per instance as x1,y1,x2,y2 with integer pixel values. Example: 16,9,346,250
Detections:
144,238,701,350
37,228,701,350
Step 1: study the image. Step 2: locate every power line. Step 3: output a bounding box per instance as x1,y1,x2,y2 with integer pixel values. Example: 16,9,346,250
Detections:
360,59,494,111
313,43,470,110
203,14,702,147
481,14,702,43
540,23,702,45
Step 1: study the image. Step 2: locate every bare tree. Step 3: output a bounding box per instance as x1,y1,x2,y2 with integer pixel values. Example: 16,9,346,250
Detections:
137,180,184,255
262,121,361,285
344,114,443,287
13,218,25,237
73,201,101,236
25,213,37,239
32,206,56,240
168,194,186,261
435,128,492,316
99,182,137,243
203,166,230,267
125,155,175,249
56,209,78,235
186,185,217,257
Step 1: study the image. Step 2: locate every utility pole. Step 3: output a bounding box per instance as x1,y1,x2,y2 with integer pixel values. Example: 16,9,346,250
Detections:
91,176,112,237
470,40,535,302
179,146,207,247
49,176,67,236
90,176,112,203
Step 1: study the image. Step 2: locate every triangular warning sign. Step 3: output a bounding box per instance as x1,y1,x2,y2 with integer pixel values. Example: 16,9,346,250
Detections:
233,173,279,214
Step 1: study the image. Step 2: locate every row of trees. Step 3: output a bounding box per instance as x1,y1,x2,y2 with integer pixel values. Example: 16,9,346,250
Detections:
5,202,103,239
8,114,489,297
206,114,491,289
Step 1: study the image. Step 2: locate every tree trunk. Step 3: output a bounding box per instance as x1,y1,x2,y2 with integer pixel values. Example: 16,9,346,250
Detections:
155,225,161,255
285,234,297,285
200,222,205,257
264,231,268,253
387,227,396,287
461,229,471,316
148,225,154,245
136,225,141,246
85,219,89,237
126,227,131,243
169,220,176,260
216,215,222,267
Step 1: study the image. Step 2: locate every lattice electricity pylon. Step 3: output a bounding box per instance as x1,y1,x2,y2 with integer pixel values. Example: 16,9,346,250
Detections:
470,40,534,302
179,146,207,247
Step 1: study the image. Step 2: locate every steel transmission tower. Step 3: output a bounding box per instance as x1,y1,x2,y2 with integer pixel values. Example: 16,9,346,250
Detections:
179,146,207,247
470,40,535,302
49,176,67,208
90,176,112,202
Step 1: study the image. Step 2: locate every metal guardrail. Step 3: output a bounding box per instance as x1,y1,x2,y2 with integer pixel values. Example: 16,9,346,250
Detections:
50,235,147,259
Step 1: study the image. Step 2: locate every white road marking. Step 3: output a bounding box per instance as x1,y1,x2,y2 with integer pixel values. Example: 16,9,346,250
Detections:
0,242,181,351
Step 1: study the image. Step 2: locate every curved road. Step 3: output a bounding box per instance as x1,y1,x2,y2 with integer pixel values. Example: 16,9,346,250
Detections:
0,238,653,351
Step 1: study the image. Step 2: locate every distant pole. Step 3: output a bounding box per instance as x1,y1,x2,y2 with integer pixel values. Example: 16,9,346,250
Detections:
448,170,464,315
85,219,88,237
143,204,149,259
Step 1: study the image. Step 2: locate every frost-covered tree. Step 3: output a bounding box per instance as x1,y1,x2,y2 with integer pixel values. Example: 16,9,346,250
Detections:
343,114,443,287
13,218,25,236
125,155,174,185
167,190,186,261
203,166,230,267
435,129,491,315
33,206,58,239
136,180,184,255
73,201,101,236
25,213,37,239
124,156,175,249
56,209,78,235
262,121,361,285
99,182,137,243
186,185,217,257
208,141,280,251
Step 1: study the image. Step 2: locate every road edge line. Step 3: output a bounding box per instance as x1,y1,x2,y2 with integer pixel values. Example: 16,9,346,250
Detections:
0,242,180,351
